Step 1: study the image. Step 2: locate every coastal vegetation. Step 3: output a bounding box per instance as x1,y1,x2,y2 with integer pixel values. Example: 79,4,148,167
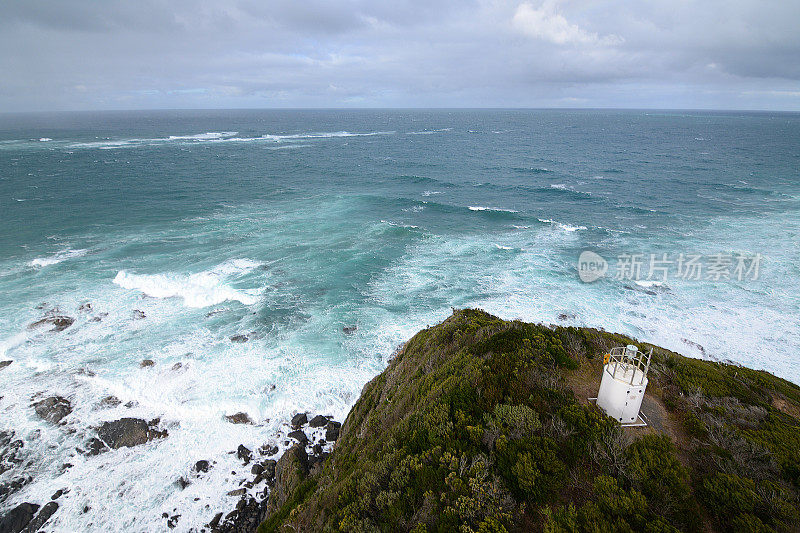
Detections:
258,309,800,533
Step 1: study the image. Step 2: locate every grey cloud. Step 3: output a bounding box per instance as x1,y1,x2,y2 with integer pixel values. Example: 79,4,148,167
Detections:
0,0,799,111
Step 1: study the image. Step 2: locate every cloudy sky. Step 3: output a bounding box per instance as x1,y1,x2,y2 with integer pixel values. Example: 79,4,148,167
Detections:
1,0,799,111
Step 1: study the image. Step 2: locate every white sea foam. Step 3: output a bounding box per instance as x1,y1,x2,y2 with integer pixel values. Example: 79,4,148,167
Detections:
166,131,238,141
113,260,262,308
538,218,587,232
260,131,394,141
67,131,393,150
633,280,668,288
468,206,518,213
406,128,452,135
29,248,88,267
39,137,52,142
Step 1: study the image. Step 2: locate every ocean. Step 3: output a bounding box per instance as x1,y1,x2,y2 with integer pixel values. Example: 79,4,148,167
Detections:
1,109,799,531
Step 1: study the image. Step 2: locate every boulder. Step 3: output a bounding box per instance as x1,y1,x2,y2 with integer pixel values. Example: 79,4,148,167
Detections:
287,430,308,446
342,325,357,335
325,420,341,442
229,335,248,343
98,396,121,409
139,360,155,368
0,431,24,476
290,413,307,428
0,477,30,504
19,501,58,533
208,512,223,529
261,459,277,481
308,414,329,428
33,396,72,424
28,315,74,332
96,418,167,449
0,361,11,370
194,460,211,474
259,444,279,456
0,502,39,533
224,412,253,425
227,488,246,497
175,477,190,490
236,445,252,464
132,310,146,320
83,437,108,456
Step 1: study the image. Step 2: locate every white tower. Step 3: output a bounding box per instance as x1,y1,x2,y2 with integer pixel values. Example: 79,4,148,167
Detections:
596,344,652,424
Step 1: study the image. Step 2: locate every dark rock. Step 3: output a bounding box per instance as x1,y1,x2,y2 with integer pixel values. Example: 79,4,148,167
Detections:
290,412,307,428
139,359,155,368
250,463,263,476
259,444,279,456
0,502,39,533
0,431,24,477
287,430,308,446
50,489,66,500
342,325,357,335
194,460,211,473
76,368,95,377
166,514,180,529
78,302,92,312
132,310,146,320
224,412,253,425
96,418,167,449
312,443,323,456
0,477,30,503
236,445,252,464
19,501,58,533
308,414,329,428
171,362,182,371
557,313,576,321
28,315,74,332
0,361,11,370
33,396,72,424
325,420,341,441
261,459,276,480
175,477,190,490
227,488,246,497
229,334,248,343
208,512,223,529
84,438,108,456
98,395,121,408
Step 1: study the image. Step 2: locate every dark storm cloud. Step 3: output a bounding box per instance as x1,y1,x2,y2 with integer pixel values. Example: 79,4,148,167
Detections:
0,0,799,111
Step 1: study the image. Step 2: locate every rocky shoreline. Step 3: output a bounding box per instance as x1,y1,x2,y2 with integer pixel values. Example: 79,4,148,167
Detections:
0,306,344,532
0,392,341,533
203,414,340,533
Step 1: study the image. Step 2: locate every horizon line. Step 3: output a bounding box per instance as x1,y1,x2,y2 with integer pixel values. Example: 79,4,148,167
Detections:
2,106,800,116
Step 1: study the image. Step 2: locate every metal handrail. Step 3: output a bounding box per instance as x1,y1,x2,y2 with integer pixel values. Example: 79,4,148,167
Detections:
604,346,652,386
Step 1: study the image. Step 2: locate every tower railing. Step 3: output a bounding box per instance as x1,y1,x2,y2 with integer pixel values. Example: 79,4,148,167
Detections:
604,346,652,386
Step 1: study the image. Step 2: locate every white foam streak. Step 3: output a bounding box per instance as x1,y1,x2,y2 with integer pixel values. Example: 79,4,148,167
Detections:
468,206,518,213
538,218,587,232
113,260,262,308
29,248,88,267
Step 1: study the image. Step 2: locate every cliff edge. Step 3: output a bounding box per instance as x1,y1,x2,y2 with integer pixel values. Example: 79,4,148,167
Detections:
258,309,800,532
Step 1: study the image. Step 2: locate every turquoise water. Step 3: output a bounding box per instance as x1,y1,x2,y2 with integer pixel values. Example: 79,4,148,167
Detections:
1,109,799,530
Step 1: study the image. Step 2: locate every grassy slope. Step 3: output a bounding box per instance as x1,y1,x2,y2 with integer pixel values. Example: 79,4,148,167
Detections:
259,309,800,533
